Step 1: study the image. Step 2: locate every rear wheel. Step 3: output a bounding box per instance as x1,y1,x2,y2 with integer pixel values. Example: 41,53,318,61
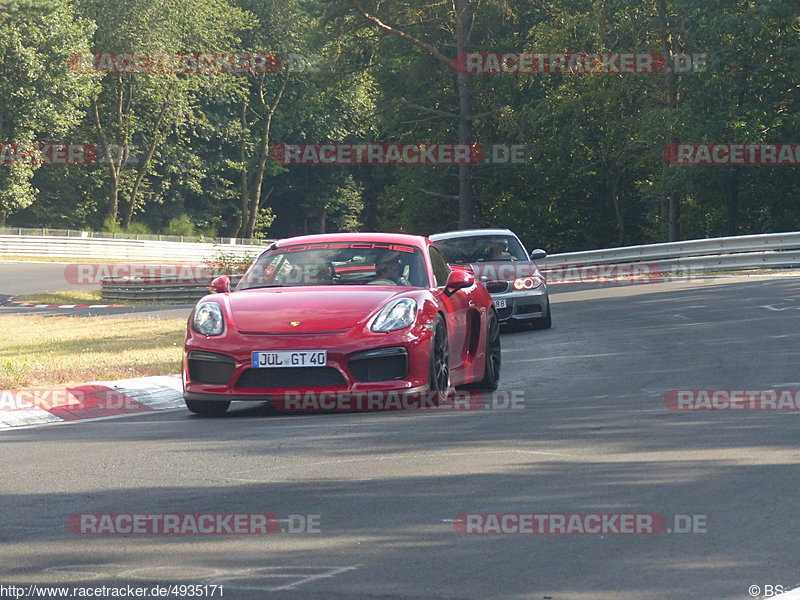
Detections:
185,399,230,417
428,316,451,404
476,309,501,390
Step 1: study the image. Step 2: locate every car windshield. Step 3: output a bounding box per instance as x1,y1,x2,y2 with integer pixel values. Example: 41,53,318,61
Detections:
434,235,528,263
237,241,429,289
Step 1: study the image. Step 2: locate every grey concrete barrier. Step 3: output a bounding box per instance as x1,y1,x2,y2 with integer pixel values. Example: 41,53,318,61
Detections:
101,275,244,304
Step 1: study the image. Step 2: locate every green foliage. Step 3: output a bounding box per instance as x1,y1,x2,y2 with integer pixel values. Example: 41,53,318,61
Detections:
103,215,123,233
126,221,151,234
252,207,276,239
0,0,97,222
204,248,259,275
3,0,800,250
164,214,195,237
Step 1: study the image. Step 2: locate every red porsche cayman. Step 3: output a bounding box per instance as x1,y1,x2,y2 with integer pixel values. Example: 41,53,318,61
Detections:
182,232,501,416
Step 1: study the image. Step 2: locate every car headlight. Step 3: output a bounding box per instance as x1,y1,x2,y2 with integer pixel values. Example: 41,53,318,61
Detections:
371,298,417,332
513,275,543,290
193,302,224,336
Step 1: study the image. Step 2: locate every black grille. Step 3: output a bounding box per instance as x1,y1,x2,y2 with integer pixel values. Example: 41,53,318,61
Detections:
187,351,236,385
236,367,347,389
514,300,543,315
485,281,509,294
349,348,408,382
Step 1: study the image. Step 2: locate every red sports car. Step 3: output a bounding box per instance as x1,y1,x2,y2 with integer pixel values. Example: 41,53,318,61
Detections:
183,232,501,416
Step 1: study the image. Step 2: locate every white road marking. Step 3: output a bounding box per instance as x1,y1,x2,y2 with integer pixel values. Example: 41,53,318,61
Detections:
207,565,361,592
760,304,795,311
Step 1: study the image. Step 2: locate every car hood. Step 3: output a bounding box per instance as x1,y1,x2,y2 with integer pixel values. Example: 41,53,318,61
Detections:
456,261,541,282
222,287,409,334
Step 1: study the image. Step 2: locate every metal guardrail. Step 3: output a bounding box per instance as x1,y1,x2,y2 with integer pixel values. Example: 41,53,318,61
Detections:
537,231,800,272
0,227,270,246
0,235,268,262
9,230,800,304
101,275,245,304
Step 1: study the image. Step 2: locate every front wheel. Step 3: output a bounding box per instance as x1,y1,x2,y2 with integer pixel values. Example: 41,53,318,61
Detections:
475,309,501,390
428,316,451,404
533,298,552,329
185,398,230,417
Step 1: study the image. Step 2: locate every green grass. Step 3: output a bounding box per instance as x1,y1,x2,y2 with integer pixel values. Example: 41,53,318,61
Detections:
0,314,186,388
13,290,104,305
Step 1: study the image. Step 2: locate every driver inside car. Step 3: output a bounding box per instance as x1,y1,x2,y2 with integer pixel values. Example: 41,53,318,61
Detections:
484,238,514,261
302,263,335,285
371,257,411,286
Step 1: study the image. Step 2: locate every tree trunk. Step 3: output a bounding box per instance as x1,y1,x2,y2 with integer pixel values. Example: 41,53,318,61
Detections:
668,189,680,240
123,85,172,229
0,209,7,227
612,172,625,245
656,0,680,241
233,100,249,238
727,167,741,234
245,72,290,239
93,99,121,224
362,183,378,230
353,0,475,228
455,0,473,229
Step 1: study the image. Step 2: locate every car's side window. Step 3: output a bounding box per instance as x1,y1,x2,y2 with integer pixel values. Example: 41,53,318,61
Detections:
429,245,451,287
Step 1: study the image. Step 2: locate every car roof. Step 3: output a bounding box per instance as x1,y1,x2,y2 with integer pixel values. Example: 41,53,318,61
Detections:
270,231,430,249
429,228,516,241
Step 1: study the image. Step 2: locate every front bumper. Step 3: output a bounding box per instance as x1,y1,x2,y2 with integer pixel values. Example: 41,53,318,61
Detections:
183,323,432,402
488,285,549,323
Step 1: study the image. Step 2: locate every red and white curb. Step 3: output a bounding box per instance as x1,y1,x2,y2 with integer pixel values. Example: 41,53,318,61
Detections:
0,375,184,430
1,300,125,308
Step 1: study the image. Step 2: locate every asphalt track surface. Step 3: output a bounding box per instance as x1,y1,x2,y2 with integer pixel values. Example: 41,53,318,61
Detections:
2,261,800,599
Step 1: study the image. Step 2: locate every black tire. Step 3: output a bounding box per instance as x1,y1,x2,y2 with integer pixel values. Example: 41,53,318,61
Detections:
185,398,230,417
428,315,451,404
476,309,501,390
533,298,552,330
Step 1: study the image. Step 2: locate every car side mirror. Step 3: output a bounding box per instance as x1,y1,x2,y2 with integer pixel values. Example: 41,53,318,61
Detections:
210,275,231,293
529,249,547,260
445,269,474,293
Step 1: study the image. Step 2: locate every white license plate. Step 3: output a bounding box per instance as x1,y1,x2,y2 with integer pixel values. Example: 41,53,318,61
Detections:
494,299,507,309
251,350,327,368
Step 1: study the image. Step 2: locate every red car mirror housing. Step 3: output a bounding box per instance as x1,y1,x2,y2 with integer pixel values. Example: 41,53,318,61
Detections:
209,275,231,293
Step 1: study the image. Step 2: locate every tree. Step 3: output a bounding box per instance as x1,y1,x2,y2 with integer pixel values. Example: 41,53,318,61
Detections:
75,0,251,228
0,0,96,225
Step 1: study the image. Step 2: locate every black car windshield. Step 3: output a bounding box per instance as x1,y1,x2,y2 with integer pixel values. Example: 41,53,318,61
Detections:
434,235,528,263
238,242,429,289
